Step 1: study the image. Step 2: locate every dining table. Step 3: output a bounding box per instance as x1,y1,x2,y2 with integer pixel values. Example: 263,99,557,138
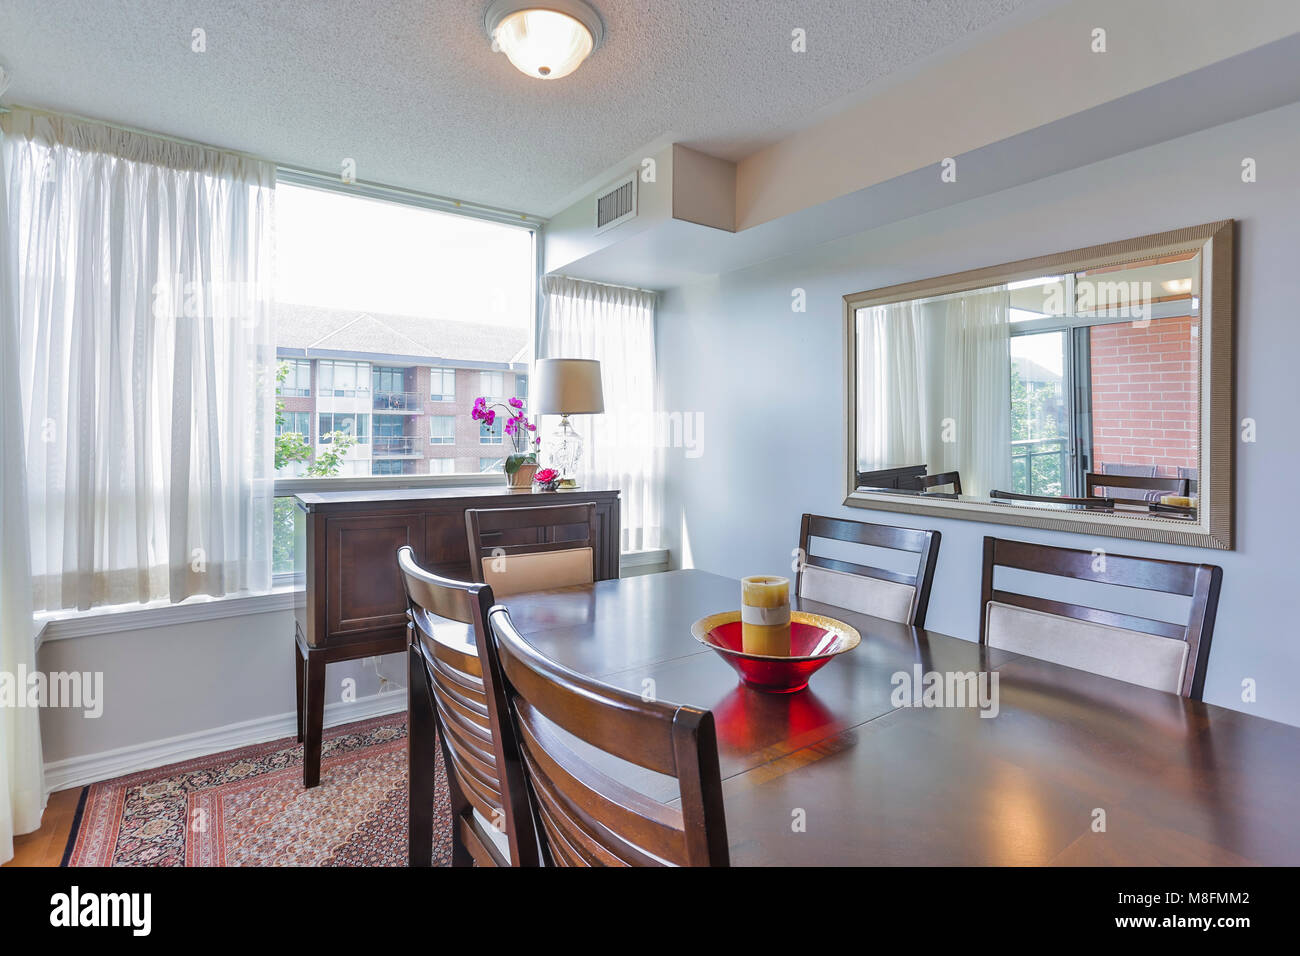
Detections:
499,569,1300,865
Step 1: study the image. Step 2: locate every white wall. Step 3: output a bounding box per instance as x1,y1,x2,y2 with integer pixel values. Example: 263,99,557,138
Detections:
657,100,1300,727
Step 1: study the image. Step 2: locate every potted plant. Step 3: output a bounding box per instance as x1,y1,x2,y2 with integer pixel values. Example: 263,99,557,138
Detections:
471,396,540,488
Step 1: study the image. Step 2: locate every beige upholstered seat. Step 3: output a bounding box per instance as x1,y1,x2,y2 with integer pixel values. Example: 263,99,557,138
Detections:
984,601,1190,693
798,564,916,624
480,546,594,597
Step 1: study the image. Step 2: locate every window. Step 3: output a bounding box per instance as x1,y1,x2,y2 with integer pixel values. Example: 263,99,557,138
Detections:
479,419,502,444
514,373,528,401
430,415,455,444
480,457,504,473
480,370,504,399
271,178,536,574
277,411,312,440
430,367,456,402
318,360,370,397
319,412,369,444
279,359,311,396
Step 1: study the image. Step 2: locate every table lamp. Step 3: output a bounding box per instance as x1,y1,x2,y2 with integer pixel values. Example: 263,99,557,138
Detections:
534,358,604,489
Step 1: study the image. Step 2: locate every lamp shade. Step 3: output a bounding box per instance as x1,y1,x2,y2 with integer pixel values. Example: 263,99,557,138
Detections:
534,358,604,415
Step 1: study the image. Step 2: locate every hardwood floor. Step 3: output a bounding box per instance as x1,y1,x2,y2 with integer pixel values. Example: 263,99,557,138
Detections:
2,788,84,867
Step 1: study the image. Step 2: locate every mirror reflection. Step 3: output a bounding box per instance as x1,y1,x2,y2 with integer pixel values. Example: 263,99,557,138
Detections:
854,250,1202,520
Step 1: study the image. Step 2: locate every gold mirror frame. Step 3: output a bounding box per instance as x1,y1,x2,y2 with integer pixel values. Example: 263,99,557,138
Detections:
842,220,1234,550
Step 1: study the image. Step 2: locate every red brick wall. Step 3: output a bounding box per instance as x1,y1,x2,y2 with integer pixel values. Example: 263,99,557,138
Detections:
1089,315,1198,477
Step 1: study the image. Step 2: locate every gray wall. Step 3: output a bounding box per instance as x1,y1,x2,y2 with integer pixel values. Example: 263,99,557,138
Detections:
657,100,1300,727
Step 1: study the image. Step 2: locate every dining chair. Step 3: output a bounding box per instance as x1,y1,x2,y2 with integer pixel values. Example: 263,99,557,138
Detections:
796,514,941,627
484,604,730,866
1084,472,1189,503
465,501,598,597
918,470,962,495
397,546,538,867
979,536,1222,698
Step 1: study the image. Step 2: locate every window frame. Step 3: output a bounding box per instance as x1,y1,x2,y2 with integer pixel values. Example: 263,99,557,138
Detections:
430,367,456,402
429,414,455,444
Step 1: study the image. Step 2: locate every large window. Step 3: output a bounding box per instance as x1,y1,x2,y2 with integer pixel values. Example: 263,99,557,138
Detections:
480,370,505,399
270,178,535,575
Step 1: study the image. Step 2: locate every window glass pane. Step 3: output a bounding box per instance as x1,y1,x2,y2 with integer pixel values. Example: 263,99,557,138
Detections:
429,458,454,475
480,419,502,444
430,415,455,443
480,457,504,473
1010,331,1069,496
431,367,456,400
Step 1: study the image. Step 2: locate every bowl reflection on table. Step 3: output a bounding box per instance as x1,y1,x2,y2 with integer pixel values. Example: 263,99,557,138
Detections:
691,611,861,693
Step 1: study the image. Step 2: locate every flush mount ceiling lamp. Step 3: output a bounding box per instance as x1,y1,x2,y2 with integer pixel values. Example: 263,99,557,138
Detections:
485,0,604,80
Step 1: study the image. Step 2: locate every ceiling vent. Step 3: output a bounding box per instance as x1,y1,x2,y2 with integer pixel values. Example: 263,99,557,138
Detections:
594,172,637,233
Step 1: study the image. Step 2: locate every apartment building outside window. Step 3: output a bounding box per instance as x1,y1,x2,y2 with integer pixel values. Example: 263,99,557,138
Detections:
319,412,369,444
480,370,504,400
318,360,370,398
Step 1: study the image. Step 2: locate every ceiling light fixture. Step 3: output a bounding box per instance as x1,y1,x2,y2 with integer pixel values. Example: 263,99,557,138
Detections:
485,0,604,80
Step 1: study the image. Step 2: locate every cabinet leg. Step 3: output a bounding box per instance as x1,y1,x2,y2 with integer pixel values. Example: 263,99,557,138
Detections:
294,643,305,743
302,653,327,788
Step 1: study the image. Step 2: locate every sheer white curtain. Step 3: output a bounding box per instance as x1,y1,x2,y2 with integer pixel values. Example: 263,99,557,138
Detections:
541,276,661,551
3,109,276,612
937,285,1011,496
856,301,931,471
0,118,44,865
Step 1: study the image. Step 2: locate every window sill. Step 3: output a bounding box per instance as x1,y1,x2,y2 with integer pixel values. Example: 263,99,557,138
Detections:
36,549,671,644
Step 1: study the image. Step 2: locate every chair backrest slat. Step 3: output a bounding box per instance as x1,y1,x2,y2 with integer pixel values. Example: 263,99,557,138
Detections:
919,470,963,495
979,536,1222,699
1085,472,1189,498
466,502,600,595
485,605,729,867
797,514,942,627
398,546,538,866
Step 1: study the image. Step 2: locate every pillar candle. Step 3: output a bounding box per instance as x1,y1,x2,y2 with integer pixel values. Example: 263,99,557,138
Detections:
741,576,792,656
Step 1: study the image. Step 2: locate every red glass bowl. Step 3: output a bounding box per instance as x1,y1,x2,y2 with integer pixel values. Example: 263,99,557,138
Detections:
691,611,861,693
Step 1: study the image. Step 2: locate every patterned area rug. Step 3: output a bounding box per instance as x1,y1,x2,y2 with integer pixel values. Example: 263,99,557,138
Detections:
64,714,451,866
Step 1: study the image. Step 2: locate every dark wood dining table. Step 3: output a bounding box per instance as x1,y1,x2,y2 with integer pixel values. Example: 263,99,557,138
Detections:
500,569,1300,865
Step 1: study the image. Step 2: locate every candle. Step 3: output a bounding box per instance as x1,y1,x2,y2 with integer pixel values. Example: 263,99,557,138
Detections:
741,576,792,656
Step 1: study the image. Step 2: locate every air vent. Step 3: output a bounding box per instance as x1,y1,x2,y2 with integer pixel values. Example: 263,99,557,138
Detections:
594,173,637,233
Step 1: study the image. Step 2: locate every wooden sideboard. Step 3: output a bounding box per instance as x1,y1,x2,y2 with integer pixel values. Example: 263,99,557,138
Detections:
291,484,621,786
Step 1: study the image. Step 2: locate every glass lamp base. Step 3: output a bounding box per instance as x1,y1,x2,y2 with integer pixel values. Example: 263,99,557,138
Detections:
547,415,584,488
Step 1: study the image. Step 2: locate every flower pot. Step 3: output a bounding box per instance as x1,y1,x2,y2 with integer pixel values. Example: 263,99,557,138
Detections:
507,461,538,488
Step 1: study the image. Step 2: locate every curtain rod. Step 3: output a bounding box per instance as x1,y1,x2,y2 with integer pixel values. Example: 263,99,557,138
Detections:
546,273,659,296
0,101,547,226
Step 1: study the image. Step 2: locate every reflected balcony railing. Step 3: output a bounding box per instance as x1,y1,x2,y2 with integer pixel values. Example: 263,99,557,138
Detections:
1011,436,1069,497
373,390,424,412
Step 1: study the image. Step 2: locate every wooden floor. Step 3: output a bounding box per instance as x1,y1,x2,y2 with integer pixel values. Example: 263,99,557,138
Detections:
3,788,83,867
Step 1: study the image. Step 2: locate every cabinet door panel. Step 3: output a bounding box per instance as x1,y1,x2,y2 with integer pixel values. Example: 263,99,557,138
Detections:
326,513,424,638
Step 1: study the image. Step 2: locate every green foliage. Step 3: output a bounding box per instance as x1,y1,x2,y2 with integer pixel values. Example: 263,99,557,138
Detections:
1010,364,1066,496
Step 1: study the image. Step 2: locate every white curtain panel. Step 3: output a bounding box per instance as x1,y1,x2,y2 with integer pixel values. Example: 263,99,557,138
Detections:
2,110,276,612
541,276,662,552
0,120,44,864
938,285,1012,496
856,301,931,472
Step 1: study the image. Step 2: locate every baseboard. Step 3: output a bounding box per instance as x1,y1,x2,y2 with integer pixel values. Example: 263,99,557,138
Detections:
42,689,408,793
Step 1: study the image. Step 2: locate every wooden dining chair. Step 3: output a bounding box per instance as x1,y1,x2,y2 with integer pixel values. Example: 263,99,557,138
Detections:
796,514,941,627
397,546,538,867
979,537,1222,699
465,501,599,597
483,604,730,867
1084,472,1189,502
919,470,962,495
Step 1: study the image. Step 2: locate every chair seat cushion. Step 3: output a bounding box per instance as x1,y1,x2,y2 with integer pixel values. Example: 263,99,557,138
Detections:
798,564,915,624
482,546,594,597
985,600,1189,694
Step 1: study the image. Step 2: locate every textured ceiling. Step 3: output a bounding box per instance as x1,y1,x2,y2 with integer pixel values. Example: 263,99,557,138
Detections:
0,0,1038,216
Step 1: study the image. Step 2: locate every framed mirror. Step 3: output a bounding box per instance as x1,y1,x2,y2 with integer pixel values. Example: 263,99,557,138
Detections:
842,220,1234,549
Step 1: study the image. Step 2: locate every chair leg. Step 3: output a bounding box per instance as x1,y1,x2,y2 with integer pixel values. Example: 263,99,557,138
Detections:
408,645,435,868
294,642,305,744
302,652,327,788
